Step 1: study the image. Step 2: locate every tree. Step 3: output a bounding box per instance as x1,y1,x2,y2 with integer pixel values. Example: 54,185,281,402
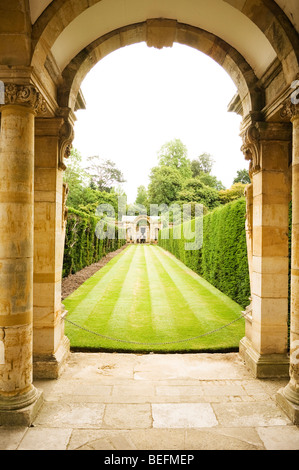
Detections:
177,177,220,210
63,148,89,209
63,149,124,217
131,185,149,215
157,139,192,180
135,185,149,207
233,169,251,185
191,153,215,177
219,183,247,205
86,156,126,192
148,166,183,206
126,203,148,217
197,173,225,191
79,188,120,216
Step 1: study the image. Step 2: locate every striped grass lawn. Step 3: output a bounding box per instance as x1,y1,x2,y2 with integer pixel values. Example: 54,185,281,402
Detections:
64,244,245,353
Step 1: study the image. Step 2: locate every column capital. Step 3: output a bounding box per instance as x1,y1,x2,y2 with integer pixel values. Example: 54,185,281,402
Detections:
281,100,299,122
240,121,292,177
280,76,299,122
1,83,47,115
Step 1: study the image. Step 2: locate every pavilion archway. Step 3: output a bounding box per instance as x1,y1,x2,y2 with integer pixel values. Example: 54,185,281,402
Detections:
0,0,298,425
120,215,162,244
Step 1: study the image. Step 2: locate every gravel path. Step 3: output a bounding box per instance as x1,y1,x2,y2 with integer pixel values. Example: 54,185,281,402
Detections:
61,244,129,300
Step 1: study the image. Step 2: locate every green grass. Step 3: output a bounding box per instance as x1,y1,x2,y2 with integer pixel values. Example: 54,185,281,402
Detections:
64,244,245,353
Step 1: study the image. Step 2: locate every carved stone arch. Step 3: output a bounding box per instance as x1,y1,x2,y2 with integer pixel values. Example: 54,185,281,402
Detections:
30,0,299,90
31,0,104,70
134,215,151,226
224,0,299,82
57,21,263,119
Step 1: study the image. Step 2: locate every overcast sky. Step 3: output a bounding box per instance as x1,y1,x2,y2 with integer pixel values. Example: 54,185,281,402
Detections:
73,42,247,204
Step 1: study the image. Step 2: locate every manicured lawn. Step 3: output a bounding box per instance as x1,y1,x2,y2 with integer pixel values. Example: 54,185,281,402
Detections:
64,244,245,352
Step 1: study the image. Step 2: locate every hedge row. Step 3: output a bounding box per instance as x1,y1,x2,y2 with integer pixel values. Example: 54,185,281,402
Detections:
158,198,250,308
63,207,125,277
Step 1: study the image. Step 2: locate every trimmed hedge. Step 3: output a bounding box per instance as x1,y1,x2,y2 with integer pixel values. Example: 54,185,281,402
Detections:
63,207,125,277
158,198,250,308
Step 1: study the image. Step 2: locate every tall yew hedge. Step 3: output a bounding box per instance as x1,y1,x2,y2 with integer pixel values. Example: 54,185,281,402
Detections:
158,198,250,308
63,207,125,277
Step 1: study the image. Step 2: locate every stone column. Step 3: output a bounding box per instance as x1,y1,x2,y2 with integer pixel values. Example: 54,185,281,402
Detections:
0,84,44,425
243,182,253,344
277,102,299,424
245,183,253,286
33,116,72,379
239,121,292,378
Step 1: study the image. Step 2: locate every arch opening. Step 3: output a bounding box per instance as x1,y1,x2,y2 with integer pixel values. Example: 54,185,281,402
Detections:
1,0,299,426
56,20,263,119
61,41,250,355
72,42,245,203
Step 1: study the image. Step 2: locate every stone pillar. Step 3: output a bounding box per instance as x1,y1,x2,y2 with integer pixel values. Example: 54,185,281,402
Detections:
245,183,253,285
33,116,72,379
239,121,291,378
277,102,299,424
0,84,44,425
243,182,253,344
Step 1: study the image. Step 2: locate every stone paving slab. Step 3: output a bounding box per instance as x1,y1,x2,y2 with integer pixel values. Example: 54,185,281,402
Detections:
34,402,105,429
1,352,299,450
212,402,291,427
18,427,73,451
103,404,152,429
152,403,218,428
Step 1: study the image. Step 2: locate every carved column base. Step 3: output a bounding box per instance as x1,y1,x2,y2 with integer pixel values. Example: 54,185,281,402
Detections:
276,384,299,425
239,337,290,378
0,386,43,426
33,335,70,380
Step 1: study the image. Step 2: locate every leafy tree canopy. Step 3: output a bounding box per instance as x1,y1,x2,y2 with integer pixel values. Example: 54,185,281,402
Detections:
148,165,183,206
177,177,220,210
135,185,149,207
126,203,148,217
191,153,215,177
77,188,120,216
63,148,89,209
197,173,225,191
219,183,247,205
64,149,124,217
233,169,251,185
157,139,192,180
86,156,126,192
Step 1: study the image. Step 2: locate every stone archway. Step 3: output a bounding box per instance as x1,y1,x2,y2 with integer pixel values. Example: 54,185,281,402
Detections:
120,215,161,244
57,20,262,118
0,0,299,425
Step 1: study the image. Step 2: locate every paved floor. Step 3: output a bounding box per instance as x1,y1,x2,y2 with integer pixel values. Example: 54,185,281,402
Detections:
1,352,299,450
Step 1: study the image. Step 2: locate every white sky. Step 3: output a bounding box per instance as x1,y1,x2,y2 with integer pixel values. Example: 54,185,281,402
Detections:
73,42,247,204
